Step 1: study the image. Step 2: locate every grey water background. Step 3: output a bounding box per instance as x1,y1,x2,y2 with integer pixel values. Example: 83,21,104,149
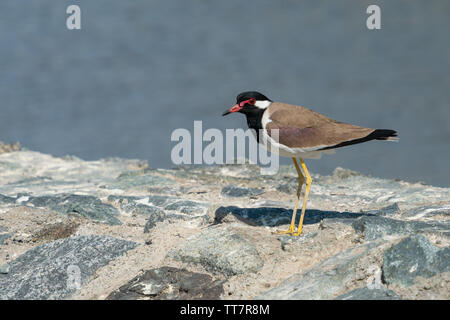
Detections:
0,1,449,187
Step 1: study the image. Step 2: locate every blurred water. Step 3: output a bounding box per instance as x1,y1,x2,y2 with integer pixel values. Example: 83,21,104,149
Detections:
0,1,449,187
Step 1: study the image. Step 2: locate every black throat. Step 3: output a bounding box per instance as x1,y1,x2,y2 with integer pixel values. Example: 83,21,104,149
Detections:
241,107,266,141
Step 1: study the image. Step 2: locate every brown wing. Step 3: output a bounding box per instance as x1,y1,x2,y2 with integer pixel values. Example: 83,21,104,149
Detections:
265,102,375,149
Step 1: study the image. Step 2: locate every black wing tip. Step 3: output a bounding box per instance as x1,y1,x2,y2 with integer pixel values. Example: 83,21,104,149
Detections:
319,128,399,151
372,129,398,140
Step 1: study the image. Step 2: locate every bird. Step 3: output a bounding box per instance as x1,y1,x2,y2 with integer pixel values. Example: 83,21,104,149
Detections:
222,91,398,236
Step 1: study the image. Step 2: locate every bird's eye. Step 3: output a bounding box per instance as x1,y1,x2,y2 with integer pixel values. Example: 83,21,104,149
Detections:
249,98,256,105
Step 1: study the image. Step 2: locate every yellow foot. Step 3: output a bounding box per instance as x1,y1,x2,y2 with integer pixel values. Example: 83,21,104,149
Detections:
293,228,303,236
275,226,295,235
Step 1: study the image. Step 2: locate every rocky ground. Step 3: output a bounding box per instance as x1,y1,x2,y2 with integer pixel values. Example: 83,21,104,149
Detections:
0,142,449,300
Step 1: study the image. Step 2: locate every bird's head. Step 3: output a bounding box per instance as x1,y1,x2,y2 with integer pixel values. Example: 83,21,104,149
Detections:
222,91,272,116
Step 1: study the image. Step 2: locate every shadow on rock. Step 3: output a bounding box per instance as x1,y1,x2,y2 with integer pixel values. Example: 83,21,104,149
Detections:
214,206,367,227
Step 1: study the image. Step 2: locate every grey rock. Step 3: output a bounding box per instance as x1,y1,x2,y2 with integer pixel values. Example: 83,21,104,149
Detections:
0,194,16,204
106,266,224,300
382,235,450,287
352,216,450,241
108,195,167,227
312,167,450,208
221,185,264,198
0,235,138,299
364,203,401,216
0,225,8,232
3,181,79,197
276,183,296,194
0,265,10,274
169,164,261,181
257,241,383,300
108,170,175,190
402,205,450,218
143,212,166,233
215,206,365,227
108,195,169,208
0,233,13,245
107,195,210,232
26,194,122,225
6,176,56,186
0,160,21,171
164,199,209,215
125,203,165,217
335,287,401,300
168,226,264,276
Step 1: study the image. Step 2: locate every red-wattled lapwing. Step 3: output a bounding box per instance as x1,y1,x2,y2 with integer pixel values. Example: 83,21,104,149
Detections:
222,91,398,236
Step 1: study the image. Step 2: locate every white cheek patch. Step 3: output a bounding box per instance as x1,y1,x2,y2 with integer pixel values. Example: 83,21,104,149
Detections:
254,100,272,109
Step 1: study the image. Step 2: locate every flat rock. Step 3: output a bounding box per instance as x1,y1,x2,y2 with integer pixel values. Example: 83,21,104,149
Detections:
0,151,148,195
107,170,175,190
108,195,166,231
382,235,450,287
352,216,450,241
334,287,401,300
168,164,262,181
0,235,138,300
402,204,450,219
107,195,210,232
0,194,16,204
256,241,384,300
276,182,296,194
108,194,172,208
106,266,224,300
168,226,263,276
363,203,401,216
314,168,450,209
143,213,167,232
24,194,122,225
220,185,264,198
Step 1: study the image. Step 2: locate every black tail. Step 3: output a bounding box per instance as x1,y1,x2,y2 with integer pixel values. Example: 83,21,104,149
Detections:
320,129,398,150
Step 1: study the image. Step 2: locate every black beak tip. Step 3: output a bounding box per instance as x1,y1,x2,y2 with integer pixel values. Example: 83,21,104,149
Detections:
222,110,231,116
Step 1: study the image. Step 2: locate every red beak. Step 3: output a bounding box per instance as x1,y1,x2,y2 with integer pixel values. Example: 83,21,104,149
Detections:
222,104,242,116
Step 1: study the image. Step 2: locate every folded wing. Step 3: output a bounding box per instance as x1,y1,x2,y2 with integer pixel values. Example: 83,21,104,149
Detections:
265,102,397,150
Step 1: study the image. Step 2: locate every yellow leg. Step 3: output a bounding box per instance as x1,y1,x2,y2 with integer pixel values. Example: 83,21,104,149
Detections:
293,158,312,236
276,158,304,235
